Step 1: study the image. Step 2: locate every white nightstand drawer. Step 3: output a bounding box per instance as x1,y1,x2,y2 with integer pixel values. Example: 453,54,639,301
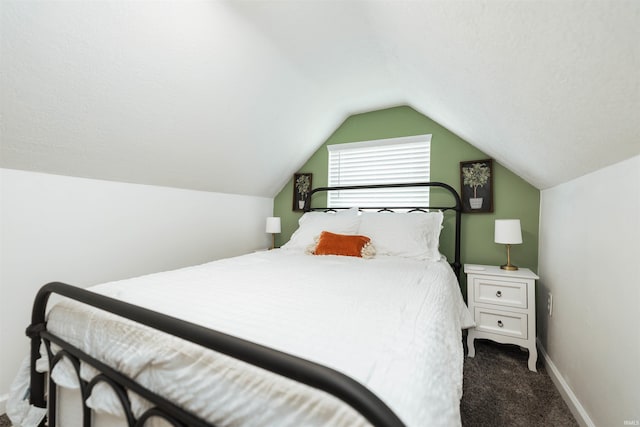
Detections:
474,307,528,339
473,277,527,309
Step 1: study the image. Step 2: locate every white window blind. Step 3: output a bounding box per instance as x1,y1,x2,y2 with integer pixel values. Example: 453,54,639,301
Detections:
327,134,431,209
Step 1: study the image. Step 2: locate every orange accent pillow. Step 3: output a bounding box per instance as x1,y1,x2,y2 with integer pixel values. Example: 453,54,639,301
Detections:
313,231,372,258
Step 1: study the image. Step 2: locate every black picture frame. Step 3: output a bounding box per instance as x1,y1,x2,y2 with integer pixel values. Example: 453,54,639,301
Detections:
460,159,494,213
293,173,312,211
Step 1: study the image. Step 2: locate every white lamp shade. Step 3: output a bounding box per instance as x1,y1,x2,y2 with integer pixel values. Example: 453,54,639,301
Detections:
266,217,281,234
494,219,523,244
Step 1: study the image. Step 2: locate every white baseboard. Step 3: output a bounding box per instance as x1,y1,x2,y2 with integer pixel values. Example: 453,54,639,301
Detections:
537,339,595,427
0,392,7,415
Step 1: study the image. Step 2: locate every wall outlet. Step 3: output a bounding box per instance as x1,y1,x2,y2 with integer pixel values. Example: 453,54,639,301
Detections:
547,293,553,316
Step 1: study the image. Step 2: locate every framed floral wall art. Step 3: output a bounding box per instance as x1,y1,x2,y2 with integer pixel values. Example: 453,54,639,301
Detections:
460,159,494,213
293,173,312,211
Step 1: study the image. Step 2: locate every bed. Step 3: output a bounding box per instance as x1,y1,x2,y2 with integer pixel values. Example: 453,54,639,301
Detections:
9,182,474,427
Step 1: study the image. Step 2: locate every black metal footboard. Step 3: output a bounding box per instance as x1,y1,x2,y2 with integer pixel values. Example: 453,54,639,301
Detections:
27,282,405,427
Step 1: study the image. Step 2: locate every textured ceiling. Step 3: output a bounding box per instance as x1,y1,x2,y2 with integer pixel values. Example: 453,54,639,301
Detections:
2,1,639,197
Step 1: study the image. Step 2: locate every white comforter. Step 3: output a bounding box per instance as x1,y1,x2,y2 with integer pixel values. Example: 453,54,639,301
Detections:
36,250,474,426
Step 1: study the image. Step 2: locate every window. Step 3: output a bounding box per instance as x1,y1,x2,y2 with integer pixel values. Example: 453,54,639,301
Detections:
327,134,431,209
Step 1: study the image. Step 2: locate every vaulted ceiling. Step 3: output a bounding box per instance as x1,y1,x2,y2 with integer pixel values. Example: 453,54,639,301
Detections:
2,1,638,197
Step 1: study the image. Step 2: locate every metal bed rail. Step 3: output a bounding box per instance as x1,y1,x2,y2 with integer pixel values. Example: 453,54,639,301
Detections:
28,282,405,427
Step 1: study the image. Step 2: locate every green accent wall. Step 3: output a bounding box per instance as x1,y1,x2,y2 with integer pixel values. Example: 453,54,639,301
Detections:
273,106,540,286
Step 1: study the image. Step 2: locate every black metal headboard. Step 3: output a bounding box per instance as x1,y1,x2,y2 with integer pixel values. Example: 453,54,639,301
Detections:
304,182,463,279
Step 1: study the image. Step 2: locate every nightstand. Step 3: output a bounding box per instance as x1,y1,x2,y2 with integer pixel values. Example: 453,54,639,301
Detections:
465,264,539,372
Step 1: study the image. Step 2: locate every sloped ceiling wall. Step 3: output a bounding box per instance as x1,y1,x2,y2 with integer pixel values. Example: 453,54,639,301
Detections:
2,1,638,197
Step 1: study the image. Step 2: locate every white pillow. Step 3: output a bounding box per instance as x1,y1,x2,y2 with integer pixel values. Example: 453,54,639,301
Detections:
281,207,360,251
357,211,444,260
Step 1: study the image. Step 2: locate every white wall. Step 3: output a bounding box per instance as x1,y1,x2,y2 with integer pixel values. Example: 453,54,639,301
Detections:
0,168,273,408
538,155,640,426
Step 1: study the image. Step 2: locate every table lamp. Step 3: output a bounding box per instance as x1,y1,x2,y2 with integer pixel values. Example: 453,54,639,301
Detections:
494,219,522,271
266,217,281,250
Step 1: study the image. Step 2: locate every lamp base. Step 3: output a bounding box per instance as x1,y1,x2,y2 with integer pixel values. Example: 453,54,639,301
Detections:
500,264,519,271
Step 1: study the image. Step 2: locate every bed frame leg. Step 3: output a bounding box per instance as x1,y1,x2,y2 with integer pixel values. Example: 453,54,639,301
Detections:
27,284,53,427
27,327,47,426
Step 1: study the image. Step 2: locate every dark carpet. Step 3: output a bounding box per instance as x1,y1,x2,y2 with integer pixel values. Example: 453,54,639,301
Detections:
1,341,577,426
462,339,578,426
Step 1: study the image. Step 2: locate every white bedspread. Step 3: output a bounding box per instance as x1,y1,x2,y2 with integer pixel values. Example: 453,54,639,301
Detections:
39,250,474,426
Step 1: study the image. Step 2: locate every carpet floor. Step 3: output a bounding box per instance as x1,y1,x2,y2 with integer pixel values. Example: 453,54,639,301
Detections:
1,340,577,427
461,339,578,426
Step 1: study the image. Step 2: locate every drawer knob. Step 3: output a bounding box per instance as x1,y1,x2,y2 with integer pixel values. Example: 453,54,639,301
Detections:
497,320,504,328
496,290,502,297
